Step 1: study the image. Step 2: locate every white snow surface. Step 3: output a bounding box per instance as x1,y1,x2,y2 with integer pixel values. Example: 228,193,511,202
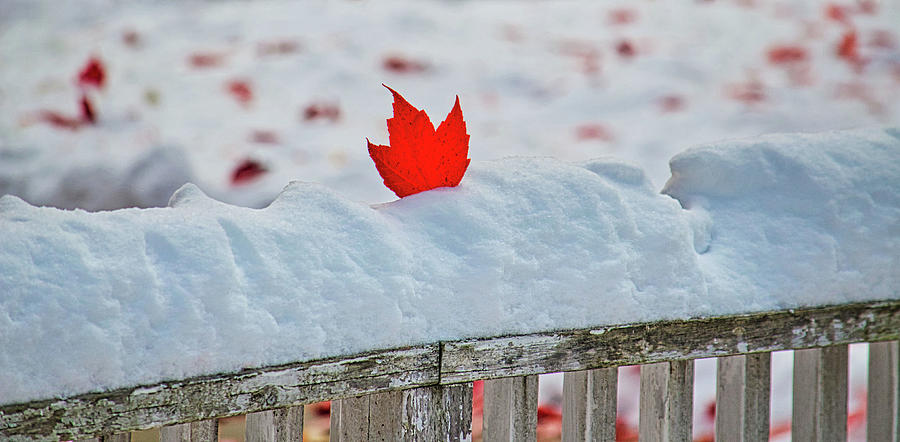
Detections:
1,127,898,405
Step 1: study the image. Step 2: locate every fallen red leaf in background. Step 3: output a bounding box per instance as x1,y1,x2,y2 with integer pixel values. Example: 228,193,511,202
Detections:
856,0,877,14
78,57,106,90
608,8,638,25
727,79,766,103
536,405,562,439
575,123,614,142
34,111,85,130
80,94,96,124
616,417,638,441
249,130,279,144
257,39,301,56
616,40,636,58
231,159,268,185
367,85,470,198
825,3,851,25
382,55,428,74
837,29,866,70
767,45,808,64
869,30,897,50
302,102,341,122
660,94,686,112
189,52,226,68
226,79,253,105
122,29,141,48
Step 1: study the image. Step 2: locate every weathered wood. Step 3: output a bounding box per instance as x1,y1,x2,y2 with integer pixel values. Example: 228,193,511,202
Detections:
714,353,770,441
330,395,370,441
867,341,899,442
331,384,472,441
399,383,473,442
482,375,538,442
639,360,693,442
561,368,617,442
441,300,900,383
159,419,216,442
0,344,438,441
792,345,848,442
246,406,303,442
4,300,900,440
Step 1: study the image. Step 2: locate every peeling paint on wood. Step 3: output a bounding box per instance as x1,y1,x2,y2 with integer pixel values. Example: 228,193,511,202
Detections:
331,384,472,441
440,300,900,383
0,345,438,441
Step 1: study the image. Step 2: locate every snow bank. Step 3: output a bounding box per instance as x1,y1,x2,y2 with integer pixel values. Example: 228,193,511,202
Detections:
663,127,900,310
1,127,898,405
0,156,704,405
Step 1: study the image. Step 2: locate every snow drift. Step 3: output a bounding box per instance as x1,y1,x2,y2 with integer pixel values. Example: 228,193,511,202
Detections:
1,127,898,405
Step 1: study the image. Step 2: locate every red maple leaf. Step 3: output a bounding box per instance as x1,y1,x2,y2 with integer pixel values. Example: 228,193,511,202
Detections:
367,85,470,198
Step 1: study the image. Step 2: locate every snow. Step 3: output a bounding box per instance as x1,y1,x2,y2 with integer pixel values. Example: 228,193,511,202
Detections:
1,127,899,407
1,0,900,437
663,127,900,310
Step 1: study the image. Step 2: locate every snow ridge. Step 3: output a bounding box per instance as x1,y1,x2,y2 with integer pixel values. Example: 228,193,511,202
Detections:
1,127,898,405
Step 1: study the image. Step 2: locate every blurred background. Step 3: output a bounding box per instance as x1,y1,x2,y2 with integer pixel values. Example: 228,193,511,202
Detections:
1,0,898,440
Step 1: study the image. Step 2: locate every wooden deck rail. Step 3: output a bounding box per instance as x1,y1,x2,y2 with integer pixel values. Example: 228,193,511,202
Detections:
2,299,899,441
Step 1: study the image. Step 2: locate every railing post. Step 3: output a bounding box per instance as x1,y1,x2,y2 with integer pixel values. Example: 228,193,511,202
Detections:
330,384,472,441
246,406,304,442
159,420,217,442
639,360,694,442
868,341,899,442
792,345,848,442
562,368,617,442
482,375,539,442
715,353,770,441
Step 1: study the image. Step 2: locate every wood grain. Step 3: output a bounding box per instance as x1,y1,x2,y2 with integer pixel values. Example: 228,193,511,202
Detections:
482,375,538,442
867,341,899,442
792,345,848,442
561,368,617,442
245,406,303,442
639,360,693,442
715,353,770,441
3,300,899,440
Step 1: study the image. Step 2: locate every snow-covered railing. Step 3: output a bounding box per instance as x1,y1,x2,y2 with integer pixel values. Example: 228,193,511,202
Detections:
1,299,899,441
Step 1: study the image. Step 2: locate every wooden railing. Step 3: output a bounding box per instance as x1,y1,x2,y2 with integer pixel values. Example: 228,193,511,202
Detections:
2,299,899,441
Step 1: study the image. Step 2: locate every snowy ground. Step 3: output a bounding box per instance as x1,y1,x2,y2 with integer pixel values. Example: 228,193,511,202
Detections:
2,0,899,440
